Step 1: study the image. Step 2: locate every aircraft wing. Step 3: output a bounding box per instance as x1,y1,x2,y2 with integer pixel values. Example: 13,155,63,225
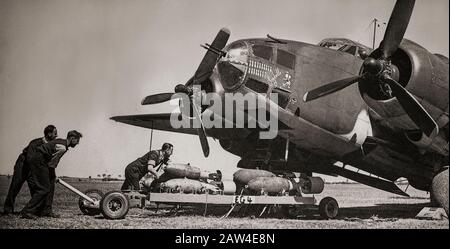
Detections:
110,113,251,140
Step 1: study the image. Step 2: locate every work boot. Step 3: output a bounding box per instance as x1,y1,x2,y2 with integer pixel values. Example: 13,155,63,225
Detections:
3,211,20,216
2,207,13,215
41,212,61,218
20,212,38,220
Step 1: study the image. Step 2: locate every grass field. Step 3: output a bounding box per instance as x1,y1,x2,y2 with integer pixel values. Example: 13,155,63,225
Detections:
0,176,448,229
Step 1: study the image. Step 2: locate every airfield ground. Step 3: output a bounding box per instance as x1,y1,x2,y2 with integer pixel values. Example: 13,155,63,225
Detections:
0,176,447,229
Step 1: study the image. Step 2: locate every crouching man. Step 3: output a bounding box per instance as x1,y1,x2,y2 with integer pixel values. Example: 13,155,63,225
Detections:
121,143,173,192
21,130,82,219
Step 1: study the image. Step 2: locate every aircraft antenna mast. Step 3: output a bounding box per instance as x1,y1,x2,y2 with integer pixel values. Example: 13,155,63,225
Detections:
149,121,154,151
372,18,378,49
372,18,386,49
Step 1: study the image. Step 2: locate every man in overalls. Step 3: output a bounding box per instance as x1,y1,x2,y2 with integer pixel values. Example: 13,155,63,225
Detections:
3,125,57,215
21,130,82,219
121,143,173,192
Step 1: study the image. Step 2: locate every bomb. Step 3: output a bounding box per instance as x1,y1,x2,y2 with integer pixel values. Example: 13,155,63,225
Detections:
247,176,325,195
165,163,222,181
298,176,325,194
247,176,296,194
233,169,276,185
159,178,220,194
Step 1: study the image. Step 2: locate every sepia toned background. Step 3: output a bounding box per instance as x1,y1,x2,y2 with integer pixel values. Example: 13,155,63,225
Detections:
0,0,448,180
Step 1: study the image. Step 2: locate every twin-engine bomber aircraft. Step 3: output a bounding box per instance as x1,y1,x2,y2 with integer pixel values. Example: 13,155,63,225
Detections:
111,0,449,214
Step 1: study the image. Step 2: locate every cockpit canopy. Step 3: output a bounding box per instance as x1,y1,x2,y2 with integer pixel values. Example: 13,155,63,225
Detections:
318,38,372,59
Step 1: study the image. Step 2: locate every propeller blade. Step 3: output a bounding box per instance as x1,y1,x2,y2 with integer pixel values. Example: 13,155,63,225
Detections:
380,0,415,59
190,98,210,157
141,93,174,105
193,28,230,84
383,76,438,137
303,76,361,102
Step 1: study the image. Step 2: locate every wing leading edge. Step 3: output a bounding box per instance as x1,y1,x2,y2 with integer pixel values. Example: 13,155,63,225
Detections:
110,113,251,140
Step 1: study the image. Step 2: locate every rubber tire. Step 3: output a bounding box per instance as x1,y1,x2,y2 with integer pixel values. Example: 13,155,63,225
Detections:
78,189,103,216
100,191,130,220
432,169,449,215
319,197,339,219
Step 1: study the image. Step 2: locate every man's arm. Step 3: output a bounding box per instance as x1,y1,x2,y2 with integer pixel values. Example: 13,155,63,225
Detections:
48,144,67,168
147,160,159,179
38,142,55,161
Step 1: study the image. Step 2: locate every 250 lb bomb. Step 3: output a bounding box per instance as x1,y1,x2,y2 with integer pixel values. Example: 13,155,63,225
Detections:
159,178,220,194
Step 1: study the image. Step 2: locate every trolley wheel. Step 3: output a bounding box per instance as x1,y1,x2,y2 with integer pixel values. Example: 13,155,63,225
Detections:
100,191,130,220
319,197,339,219
78,189,103,216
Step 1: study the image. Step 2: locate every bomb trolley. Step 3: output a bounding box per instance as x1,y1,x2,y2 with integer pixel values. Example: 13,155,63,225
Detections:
58,178,339,220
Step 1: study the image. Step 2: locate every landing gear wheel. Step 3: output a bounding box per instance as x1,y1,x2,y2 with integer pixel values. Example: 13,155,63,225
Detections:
432,169,449,215
100,191,130,220
78,189,103,216
319,197,339,219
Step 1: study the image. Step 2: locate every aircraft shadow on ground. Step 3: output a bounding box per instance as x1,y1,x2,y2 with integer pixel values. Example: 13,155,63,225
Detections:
152,203,429,220
336,203,428,219
84,203,430,220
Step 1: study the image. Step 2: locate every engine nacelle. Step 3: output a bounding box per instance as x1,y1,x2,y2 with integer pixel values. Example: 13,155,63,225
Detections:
405,131,449,156
359,39,449,154
219,139,250,157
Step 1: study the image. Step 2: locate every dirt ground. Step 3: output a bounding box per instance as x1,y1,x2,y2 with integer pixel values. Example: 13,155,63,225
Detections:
0,176,448,229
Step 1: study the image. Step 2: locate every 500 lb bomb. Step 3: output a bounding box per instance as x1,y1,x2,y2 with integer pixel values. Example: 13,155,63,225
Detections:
233,169,276,185
165,164,222,181
247,177,295,194
247,176,325,195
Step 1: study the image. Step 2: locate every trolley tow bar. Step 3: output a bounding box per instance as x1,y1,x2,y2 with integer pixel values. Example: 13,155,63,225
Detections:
56,178,100,209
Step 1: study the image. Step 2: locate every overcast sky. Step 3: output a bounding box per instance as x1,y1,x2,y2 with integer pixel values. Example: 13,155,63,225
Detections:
0,0,448,181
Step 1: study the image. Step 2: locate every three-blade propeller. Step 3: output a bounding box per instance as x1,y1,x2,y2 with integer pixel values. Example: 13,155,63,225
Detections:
303,0,438,137
141,28,230,157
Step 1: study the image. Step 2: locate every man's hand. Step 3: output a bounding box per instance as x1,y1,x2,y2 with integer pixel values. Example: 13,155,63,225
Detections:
160,164,168,171
148,165,159,179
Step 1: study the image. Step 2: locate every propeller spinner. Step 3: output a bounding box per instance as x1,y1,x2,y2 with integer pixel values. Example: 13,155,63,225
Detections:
303,0,438,137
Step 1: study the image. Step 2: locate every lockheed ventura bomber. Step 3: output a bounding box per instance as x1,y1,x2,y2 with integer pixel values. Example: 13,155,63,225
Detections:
111,0,449,214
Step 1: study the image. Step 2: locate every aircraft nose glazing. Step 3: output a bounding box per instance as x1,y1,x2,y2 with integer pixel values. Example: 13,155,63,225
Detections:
217,42,249,90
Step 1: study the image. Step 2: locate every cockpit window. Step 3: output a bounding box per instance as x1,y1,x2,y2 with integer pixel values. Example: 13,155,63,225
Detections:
277,49,295,69
337,45,357,56
224,41,249,65
218,61,245,90
219,41,249,90
252,44,273,60
226,41,246,50
318,38,372,59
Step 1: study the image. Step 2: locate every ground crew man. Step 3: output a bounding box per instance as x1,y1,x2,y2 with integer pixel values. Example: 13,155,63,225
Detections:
3,125,58,215
121,143,173,192
21,130,82,219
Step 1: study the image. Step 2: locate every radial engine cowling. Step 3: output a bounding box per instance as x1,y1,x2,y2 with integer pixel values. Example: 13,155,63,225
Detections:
359,40,448,154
